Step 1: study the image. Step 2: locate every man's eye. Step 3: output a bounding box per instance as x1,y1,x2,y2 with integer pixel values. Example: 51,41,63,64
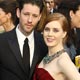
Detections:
45,1,54,4
51,1,54,3
33,15,38,18
24,13,29,15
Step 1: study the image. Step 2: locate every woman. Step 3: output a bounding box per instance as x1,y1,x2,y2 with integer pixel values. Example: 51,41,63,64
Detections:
33,13,80,80
0,0,18,32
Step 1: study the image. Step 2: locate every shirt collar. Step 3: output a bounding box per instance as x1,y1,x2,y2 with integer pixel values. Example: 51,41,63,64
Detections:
16,24,34,43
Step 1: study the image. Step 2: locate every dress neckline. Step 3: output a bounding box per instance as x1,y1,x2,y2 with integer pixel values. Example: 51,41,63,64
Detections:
36,65,55,80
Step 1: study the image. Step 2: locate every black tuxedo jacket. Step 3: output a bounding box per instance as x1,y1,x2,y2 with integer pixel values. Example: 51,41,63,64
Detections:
75,28,80,55
0,29,47,80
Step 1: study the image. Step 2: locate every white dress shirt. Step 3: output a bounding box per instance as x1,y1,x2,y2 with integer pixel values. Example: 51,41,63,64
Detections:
16,24,34,66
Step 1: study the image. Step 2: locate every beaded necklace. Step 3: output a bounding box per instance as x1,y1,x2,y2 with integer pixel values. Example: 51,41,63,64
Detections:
43,49,66,65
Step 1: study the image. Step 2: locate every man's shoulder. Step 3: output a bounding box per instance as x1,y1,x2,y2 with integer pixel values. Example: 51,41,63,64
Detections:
34,31,43,39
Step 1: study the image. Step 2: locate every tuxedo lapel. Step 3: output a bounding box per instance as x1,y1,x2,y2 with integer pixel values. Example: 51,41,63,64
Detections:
30,45,39,78
7,30,25,72
29,31,41,79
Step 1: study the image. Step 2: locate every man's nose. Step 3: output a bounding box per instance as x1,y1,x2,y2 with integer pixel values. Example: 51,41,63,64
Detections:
28,16,32,23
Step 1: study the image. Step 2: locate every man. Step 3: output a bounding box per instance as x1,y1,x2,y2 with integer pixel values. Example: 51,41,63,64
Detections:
0,0,47,80
68,1,80,62
57,0,80,63
43,0,58,14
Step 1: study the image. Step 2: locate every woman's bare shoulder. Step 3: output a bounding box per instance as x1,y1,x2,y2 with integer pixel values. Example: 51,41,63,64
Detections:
57,52,72,69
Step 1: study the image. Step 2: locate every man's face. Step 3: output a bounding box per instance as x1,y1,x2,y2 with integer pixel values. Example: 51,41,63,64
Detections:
70,6,80,28
44,0,55,13
17,3,41,36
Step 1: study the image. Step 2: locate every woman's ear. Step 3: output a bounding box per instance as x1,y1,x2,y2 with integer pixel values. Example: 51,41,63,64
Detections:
62,31,67,38
41,31,43,34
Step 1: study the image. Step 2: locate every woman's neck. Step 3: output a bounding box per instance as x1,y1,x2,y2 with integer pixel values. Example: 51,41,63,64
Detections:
3,22,15,32
48,45,64,56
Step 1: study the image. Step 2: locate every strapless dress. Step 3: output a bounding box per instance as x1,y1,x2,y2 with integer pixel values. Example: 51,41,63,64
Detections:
33,65,55,80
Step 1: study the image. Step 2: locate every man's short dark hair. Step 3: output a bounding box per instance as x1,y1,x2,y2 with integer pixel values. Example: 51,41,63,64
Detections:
17,0,44,13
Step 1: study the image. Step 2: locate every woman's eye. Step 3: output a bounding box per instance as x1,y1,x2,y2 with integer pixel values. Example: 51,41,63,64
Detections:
44,27,50,31
53,28,59,32
44,27,59,32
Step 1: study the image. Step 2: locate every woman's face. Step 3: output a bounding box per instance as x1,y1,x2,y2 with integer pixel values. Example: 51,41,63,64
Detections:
43,20,66,48
0,8,8,26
